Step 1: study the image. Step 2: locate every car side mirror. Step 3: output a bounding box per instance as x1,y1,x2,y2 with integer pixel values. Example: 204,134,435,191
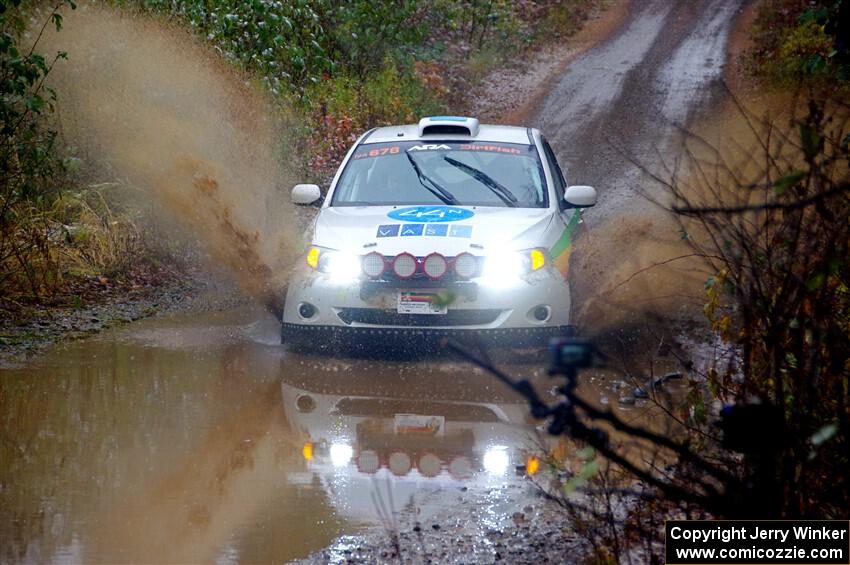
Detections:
291,184,322,206
564,185,597,208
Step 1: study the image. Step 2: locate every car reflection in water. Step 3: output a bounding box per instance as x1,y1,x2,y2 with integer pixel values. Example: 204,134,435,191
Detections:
279,358,549,524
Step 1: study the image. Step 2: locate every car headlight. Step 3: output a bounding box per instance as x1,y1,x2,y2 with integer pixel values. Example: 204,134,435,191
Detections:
329,443,353,467
307,247,361,280
482,249,546,281
483,446,510,475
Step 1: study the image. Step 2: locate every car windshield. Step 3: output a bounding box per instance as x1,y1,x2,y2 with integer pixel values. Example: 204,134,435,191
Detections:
330,141,548,208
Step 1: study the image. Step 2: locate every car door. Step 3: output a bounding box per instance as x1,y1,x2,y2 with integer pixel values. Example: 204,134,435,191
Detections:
540,137,579,279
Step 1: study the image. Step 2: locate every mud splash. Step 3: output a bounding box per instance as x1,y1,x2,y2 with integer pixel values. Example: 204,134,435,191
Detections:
570,89,806,339
570,208,707,337
39,5,298,316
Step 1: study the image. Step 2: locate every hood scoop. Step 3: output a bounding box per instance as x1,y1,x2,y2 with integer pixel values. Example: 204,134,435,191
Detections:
418,116,480,137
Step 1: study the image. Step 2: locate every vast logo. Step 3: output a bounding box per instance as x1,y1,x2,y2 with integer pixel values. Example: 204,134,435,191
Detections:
387,206,475,223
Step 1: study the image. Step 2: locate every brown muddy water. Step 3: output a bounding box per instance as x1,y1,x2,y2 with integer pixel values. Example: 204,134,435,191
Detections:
0,305,687,563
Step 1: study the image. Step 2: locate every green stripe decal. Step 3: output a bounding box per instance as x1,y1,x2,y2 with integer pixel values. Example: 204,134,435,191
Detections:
550,211,582,258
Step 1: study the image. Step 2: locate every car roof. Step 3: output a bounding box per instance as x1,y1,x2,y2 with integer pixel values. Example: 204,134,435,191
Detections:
363,123,535,145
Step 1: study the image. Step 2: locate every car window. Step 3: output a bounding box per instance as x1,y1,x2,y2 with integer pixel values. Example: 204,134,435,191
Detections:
331,141,548,208
541,138,568,209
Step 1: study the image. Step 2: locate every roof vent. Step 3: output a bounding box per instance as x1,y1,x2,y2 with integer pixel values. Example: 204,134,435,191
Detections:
418,116,479,137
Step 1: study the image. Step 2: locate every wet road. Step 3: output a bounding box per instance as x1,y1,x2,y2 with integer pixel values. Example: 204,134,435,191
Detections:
1,0,742,562
1,306,670,563
538,0,741,221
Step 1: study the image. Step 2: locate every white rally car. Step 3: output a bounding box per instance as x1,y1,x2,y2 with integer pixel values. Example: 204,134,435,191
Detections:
282,116,596,347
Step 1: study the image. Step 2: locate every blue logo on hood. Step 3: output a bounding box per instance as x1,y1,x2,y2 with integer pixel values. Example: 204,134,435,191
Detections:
387,206,474,223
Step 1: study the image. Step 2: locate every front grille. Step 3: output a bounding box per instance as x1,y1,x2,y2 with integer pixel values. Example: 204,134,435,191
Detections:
359,280,479,303
337,308,502,327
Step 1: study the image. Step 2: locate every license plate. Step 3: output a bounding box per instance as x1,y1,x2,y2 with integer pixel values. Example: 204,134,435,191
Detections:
397,291,447,314
394,414,445,436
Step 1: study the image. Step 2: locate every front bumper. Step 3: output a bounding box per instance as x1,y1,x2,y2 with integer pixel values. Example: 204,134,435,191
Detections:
282,266,573,348
281,322,574,348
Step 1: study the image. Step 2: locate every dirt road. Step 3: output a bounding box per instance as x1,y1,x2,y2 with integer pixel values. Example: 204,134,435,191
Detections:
0,2,746,563
539,0,739,215
537,0,745,331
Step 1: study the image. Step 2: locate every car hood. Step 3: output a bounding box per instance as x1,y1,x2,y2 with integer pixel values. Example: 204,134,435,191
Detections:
312,206,555,256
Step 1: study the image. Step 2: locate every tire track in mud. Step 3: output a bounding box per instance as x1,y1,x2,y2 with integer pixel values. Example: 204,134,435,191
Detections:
533,0,746,335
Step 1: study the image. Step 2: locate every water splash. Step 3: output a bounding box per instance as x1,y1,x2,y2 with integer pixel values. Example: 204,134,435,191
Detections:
40,5,298,316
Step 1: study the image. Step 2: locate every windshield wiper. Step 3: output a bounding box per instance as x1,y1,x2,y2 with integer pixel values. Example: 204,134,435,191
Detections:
443,156,518,207
406,152,458,205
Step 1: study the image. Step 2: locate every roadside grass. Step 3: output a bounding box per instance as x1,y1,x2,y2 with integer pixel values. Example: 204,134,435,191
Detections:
1,180,187,306
542,0,605,39
57,185,145,278
465,48,503,86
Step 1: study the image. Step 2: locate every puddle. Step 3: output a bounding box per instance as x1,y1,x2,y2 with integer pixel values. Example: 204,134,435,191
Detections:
0,305,686,563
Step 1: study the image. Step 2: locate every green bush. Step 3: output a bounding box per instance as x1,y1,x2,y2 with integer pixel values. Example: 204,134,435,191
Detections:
321,1,426,78
138,0,332,94
132,0,427,96
304,57,445,178
0,0,75,298
434,0,524,49
749,0,850,89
